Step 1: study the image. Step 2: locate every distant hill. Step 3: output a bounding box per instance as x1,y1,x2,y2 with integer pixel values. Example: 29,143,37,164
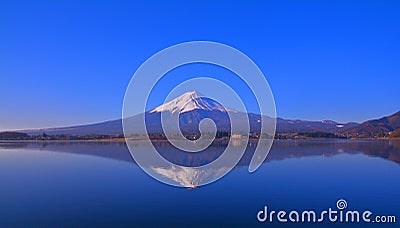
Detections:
19,91,359,137
389,129,400,138
344,111,400,138
0,132,30,140
276,118,358,133
22,119,123,136
20,114,358,137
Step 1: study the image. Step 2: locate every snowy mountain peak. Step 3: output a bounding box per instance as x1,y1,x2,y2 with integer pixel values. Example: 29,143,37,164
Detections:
149,91,229,114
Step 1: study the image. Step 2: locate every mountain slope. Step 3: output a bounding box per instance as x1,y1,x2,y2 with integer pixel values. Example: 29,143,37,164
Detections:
21,91,361,136
150,91,229,114
345,111,400,137
23,119,123,136
276,118,358,133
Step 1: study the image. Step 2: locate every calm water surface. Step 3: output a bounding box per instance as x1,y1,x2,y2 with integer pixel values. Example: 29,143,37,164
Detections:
0,140,399,227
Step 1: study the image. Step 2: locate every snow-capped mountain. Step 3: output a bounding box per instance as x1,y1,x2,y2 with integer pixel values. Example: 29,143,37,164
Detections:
21,91,360,136
149,91,230,114
144,91,233,134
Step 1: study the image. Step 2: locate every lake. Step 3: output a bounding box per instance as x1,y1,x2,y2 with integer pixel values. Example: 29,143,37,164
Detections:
0,140,399,227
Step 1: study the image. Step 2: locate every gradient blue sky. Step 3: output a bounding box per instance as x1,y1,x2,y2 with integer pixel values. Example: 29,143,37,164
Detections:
1,0,399,130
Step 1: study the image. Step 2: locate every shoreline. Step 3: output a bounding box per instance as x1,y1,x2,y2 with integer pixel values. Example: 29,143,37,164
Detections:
1,137,399,143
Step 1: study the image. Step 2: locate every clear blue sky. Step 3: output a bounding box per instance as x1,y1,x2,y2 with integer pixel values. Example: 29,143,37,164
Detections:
1,0,399,130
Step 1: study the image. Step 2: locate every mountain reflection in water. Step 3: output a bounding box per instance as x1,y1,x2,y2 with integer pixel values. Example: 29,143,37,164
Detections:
1,140,399,165
1,140,399,188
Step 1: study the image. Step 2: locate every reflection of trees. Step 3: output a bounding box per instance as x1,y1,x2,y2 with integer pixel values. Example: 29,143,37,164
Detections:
267,140,400,165
2,140,399,188
0,141,133,162
1,140,400,166
341,140,400,164
0,141,29,149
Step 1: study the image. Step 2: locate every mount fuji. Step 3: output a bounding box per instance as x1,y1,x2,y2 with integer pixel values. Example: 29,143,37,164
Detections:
138,91,264,136
21,91,359,136
149,91,231,114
